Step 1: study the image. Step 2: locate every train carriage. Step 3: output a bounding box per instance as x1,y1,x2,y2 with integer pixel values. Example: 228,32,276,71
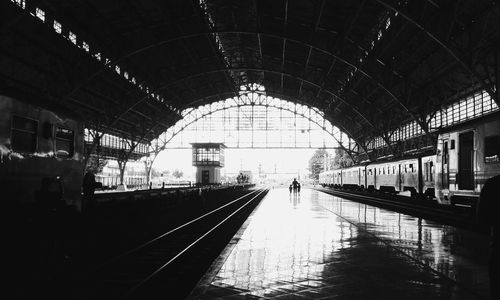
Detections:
341,166,358,188
319,170,333,186
365,165,376,191
435,117,500,205
0,96,84,209
421,155,436,198
333,169,342,186
399,158,420,196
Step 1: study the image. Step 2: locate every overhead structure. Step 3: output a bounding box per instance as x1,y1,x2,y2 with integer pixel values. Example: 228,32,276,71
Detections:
1,0,499,161
152,88,356,149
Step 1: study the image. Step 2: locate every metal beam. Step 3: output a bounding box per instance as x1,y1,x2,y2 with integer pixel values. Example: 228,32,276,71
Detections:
280,0,288,92
314,0,366,104
133,66,379,131
152,96,366,157
63,30,413,121
375,0,497,105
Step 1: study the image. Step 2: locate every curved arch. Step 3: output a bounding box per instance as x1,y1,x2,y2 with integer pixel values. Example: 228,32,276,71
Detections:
155,67,377,129
152,94,366,157
185,91,371,157
106,66,387,150
167,90,369,155
67,30,419,128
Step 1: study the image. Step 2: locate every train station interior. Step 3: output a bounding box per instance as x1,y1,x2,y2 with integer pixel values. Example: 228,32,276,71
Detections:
1,0,499,299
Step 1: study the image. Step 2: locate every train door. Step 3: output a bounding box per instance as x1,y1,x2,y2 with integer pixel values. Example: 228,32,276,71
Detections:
417,157,423,194
458,131,474,190
442,139,449,188
202,170,210,184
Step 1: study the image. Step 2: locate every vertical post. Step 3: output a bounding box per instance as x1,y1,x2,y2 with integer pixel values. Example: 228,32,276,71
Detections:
294,104,297,148
495,48,500,106
118,158,127,185
418,156,423,195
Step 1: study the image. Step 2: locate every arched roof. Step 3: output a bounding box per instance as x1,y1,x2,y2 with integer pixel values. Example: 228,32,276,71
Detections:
1,0,499,145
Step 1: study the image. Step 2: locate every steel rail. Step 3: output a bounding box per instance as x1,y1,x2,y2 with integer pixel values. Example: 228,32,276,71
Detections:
96,187,265,269
125,187,269,297
315,187,477,226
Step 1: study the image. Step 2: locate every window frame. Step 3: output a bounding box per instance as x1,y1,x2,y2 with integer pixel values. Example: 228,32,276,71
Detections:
484,135,500,163
55,126,75,158
11,115,38,153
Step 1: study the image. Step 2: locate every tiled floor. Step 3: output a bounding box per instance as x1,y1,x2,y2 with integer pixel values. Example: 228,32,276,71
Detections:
188,188,490,299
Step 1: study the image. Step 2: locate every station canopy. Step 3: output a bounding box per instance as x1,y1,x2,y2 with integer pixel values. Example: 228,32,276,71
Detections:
1,0,499,147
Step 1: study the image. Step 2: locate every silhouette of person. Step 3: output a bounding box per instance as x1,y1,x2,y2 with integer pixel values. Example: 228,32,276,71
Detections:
36,176,64,213
82,171,98,213
476,174,500,299
292,178,299,193
297,182,301,193
34,176,68,280
289,184,293,194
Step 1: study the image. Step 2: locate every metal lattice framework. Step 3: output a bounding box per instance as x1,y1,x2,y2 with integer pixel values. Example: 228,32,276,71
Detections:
2,0,500,162
150,88,359,155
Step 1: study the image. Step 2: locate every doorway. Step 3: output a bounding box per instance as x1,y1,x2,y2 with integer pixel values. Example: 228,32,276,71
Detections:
458,131,474,190
202,170,210,185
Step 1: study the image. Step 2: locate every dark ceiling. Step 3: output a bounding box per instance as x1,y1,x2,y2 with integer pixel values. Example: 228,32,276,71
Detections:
1,0,499,146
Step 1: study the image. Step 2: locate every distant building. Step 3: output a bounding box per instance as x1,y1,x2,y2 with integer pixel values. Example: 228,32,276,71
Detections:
192,143,226,185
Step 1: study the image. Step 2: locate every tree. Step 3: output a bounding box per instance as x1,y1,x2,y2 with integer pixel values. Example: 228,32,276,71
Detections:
172,169,183,179
308,148,329,180
150,168,163,178
85,155,108,174
332,148,354,169
237,172,250,183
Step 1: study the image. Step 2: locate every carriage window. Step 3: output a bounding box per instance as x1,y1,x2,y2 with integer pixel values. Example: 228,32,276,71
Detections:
393,165,396,174
56,127,74,158
424,162,432,181
368,169,373,175
485,135,500,163
409,163,414,173
11,115,37,153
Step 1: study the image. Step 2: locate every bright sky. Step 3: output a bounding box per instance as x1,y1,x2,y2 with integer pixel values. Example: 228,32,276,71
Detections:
153,148,320,178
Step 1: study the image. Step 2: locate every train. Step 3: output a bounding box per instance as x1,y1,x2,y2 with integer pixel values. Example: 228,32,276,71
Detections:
319,116,500,207
0,95,85,210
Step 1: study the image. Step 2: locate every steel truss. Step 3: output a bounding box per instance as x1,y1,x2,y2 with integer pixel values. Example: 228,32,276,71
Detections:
150,91,358,154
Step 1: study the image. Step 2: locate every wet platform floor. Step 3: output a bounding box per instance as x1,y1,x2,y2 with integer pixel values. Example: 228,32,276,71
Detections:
188,188,490,299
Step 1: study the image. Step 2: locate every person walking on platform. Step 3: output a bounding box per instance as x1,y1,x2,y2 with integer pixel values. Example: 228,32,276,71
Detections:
292,178,299,193
297,182,301,193
476,174,500,299
289,184,293,194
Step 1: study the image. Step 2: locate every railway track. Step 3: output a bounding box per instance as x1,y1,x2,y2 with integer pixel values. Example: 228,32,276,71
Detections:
314,187,486,231
75,187,269,299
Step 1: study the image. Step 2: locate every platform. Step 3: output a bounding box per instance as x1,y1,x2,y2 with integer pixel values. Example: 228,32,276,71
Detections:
189,188,490,299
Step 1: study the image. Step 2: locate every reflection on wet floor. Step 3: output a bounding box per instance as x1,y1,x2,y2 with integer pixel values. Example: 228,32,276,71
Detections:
189,188,490,299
